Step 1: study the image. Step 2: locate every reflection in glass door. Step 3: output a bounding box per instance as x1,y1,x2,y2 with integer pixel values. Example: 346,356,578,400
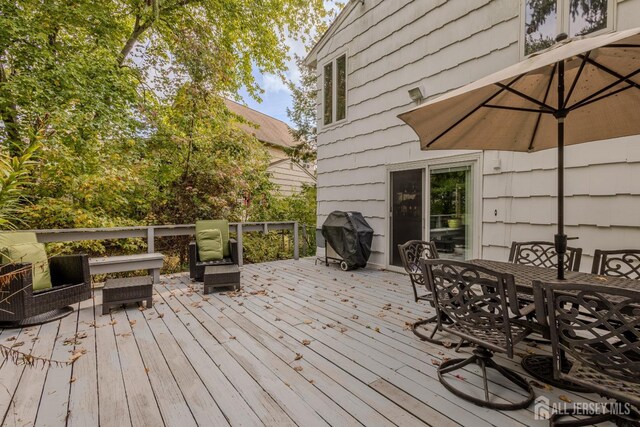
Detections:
429,165,473,261
390,169,424,266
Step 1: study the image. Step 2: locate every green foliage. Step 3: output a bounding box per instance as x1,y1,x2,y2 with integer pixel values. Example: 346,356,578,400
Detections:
286,55,318,163
0,138,41,229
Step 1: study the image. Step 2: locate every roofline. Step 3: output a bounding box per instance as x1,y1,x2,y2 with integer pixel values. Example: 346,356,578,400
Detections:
225,98,292,129
303,0,360,68
268,158,317,181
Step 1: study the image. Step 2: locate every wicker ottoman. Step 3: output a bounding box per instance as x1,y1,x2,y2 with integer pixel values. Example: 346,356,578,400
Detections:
102,276,153,315
204,265,240,294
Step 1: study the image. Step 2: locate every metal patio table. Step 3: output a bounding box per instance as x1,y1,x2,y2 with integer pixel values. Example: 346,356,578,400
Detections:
468,259,640,392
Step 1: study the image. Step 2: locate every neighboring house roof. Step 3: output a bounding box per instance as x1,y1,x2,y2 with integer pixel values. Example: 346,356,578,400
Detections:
304,0,360,68
224,99,297,149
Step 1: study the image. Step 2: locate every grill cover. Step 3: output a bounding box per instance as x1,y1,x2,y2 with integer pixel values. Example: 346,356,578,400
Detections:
321,211,374,269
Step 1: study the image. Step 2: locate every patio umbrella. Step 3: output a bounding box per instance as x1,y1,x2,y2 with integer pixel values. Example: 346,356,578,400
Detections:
398,27,640,280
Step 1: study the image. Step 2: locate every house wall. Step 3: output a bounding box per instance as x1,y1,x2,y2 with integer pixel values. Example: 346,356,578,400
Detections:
314,0,640,270
265,146,316,197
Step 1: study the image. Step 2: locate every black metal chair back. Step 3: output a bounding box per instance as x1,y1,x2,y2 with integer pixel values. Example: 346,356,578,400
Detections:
542,282,640,407
398,240,438,303
592,249,640,280
421,259,523,357
509,241,582,271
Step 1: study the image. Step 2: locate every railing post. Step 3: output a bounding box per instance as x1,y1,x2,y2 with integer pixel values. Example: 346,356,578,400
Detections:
237,223,243,267
302,224,307,257
147,227,155,253
293,221,299,260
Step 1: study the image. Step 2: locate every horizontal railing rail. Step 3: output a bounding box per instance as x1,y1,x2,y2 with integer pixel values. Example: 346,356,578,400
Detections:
26,222,299,267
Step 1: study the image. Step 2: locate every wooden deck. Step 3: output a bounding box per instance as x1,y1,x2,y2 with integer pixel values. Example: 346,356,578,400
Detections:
0,258,614,426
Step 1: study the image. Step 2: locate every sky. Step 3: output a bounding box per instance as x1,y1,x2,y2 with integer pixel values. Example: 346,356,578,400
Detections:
237,36,308,126
238,1,342,127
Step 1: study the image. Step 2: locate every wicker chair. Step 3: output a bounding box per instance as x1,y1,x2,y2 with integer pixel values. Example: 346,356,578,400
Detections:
0,256,91,328
540,282,640,426
420,259,535,410
591,249,640,280
398,240,465,346
189,220,239,282
509,241,582,272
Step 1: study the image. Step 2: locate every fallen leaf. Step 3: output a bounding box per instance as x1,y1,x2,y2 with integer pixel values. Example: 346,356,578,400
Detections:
229,336,236,340
431,359,441,366
302,339,311,346
11,341,24,348
374,327,380,333
5,336,16,341
293,366,303,372
157,313,164,318
308,379,315,384
559,395,572,403
303,320,312,325
129,320,136,326
69,377,76,383
109,320,117,325
294,353,303,361
145,367,150,374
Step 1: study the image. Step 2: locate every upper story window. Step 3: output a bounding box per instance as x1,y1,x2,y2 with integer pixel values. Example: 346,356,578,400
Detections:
323,54,347,126
523,0,613,56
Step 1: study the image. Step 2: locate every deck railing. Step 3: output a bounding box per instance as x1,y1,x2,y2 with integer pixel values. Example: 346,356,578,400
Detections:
29,222,300,267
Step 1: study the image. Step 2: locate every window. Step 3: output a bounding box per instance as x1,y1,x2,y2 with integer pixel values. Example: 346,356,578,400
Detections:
523,0,612,56
323,54,347,125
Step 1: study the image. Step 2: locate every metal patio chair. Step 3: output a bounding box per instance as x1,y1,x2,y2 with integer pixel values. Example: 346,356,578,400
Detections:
421,259,535,410
541,282,640,426
591,249,640,280
509,241,582,272
398,240,455,345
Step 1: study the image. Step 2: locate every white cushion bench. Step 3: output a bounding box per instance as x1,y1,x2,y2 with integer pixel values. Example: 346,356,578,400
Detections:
89,253,164,284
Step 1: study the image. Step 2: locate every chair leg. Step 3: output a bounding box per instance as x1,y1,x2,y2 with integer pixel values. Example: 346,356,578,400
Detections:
437,347,535,411
412,314,469,348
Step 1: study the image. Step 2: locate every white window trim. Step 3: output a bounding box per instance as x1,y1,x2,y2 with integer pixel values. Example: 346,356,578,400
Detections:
519,0,616,59
320,51,348,129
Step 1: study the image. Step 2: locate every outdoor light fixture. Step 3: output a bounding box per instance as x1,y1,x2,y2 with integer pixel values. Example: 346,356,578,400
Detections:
408,86,425,103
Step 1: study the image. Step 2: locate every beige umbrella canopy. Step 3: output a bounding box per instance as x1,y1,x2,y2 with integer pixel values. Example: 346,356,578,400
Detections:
398,27,640,279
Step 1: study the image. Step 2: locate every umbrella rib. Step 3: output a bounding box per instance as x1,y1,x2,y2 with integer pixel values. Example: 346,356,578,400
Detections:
578,55,640,91
606,44,640,48
564,53,589,108
494,83,555,113
569,84,634,111
568,67,640,111
528,62,557,152
483,105,554,114
425,74,526,148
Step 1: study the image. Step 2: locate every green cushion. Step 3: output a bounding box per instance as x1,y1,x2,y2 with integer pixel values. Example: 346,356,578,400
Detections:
196,220,230,257
197,229,224,261
1,242,52,291
0,231,38,248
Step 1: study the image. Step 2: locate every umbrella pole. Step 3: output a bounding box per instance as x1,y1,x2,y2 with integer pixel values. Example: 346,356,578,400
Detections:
555,60,568,280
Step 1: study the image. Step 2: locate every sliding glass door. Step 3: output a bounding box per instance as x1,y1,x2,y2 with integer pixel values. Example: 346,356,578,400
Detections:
428,165,473,261
389,169,424,267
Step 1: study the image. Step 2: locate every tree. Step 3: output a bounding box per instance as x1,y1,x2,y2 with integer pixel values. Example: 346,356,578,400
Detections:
0,0,328,231
286,55,318,163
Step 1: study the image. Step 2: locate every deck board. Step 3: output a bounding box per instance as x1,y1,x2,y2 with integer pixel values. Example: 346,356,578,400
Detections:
0,258,617,426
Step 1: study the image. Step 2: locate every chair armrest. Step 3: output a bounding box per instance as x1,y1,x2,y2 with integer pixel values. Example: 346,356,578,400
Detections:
517,302,536,318
229,239,239,265
49,255,90,287
0,262,33,296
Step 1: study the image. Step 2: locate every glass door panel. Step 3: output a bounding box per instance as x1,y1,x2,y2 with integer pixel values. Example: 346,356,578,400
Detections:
390,169,424,267
429,165,473,261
